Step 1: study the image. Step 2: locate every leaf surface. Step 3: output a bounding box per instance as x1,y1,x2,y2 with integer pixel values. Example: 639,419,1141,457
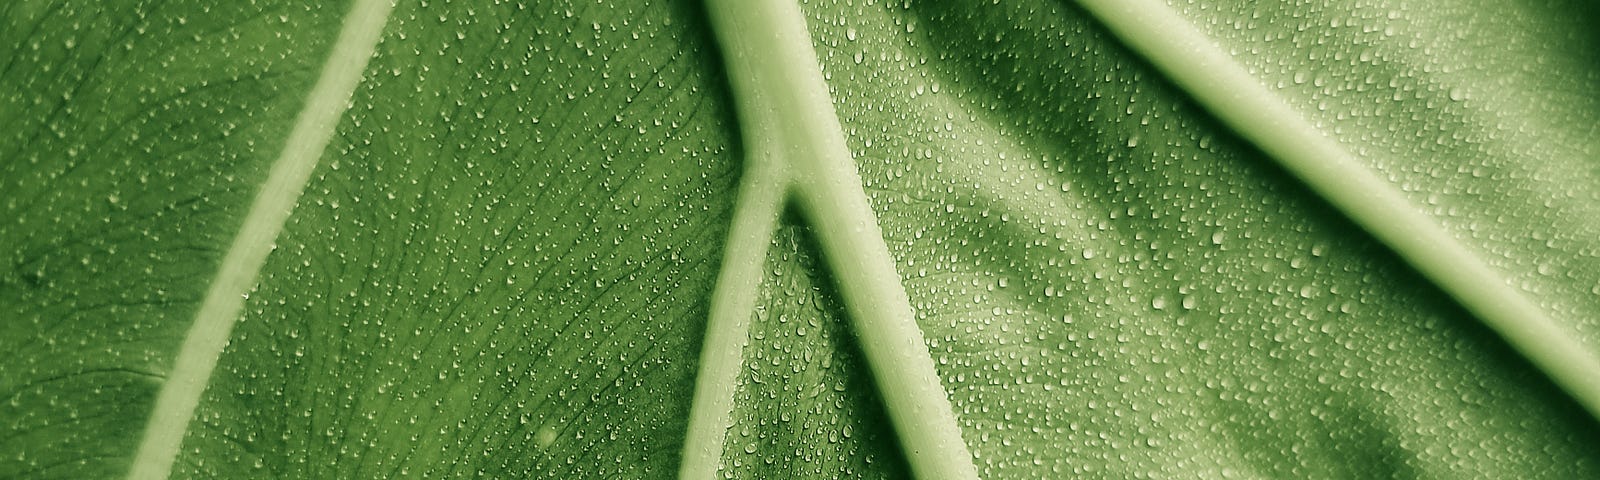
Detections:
2,0,1597,479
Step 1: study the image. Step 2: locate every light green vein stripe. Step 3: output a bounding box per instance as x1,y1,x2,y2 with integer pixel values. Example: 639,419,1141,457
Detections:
1075,0,1600,420
699,1,980,479
126,1,394,478
679,149,786,478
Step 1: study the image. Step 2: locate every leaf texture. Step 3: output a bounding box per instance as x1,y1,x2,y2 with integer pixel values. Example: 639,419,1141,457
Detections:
2,0,1597,478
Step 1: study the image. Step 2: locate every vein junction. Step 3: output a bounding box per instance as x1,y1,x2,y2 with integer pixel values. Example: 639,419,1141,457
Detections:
682,1,979,479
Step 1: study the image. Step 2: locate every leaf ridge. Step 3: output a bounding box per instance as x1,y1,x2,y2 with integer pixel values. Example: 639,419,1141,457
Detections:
1073,0,1600,420
125,1,395,478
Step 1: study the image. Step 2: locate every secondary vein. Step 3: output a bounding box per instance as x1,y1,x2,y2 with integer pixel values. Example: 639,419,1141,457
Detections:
125,1,394,478
679,149,786,479
1074,0,1600,420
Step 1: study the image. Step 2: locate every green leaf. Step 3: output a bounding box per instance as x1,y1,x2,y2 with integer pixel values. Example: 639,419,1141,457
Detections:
3,0,1597,479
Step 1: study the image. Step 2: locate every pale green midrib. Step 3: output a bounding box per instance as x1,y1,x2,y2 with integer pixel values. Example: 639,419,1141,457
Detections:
124,1,394,479
1073,0,1600,420
690,1,980,480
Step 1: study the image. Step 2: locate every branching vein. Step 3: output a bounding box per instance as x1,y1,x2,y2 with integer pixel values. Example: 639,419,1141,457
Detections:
686,1,980,479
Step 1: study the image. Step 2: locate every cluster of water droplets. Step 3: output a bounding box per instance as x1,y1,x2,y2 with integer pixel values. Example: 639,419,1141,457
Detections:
1172,0,1600,345
798,0,1600,477
169,0,739,478
718,229,907,479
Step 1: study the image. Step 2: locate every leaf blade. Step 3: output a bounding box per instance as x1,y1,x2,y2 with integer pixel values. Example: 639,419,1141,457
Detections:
4,0,1598,478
